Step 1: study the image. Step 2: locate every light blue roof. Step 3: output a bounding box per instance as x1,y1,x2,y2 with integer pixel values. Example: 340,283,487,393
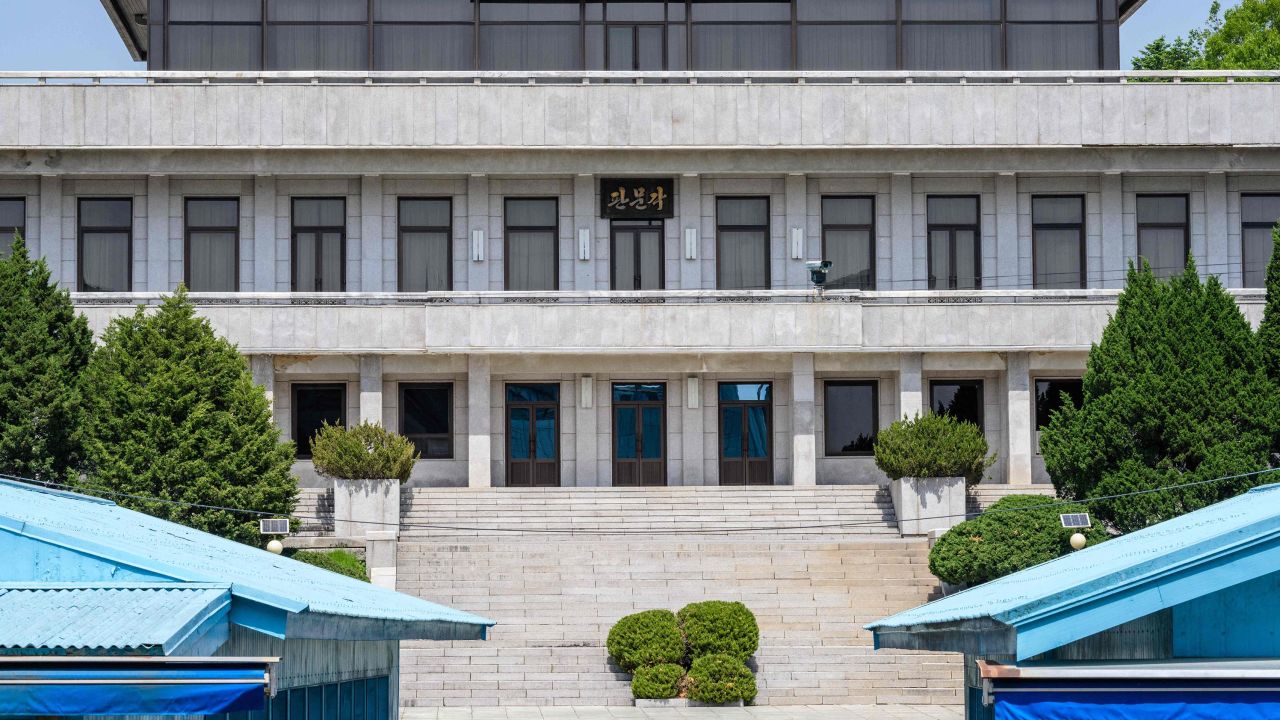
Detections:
0,583,231,656
0,478,493,642
868,483,1280,660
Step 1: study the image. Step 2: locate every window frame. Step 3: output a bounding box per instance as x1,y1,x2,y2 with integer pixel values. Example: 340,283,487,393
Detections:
609,218,666,291
264,0,372,71
1135,193,1190,278
290,197,347,292
929,378,985,431
820,194,876,291
77,197,134,293
397,196,453,292
715,195,772,290
399,382,454,460
291,382,348,460
822,380,880,458
1031,194,1086,290
0,197,26,257
1241,193,1280,289
926,194,982,290
503,197,560,291
183,196,241,292
1033,376,1083,455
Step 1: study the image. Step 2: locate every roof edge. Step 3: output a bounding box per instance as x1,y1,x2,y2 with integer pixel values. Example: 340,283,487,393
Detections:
1119,0,1148,24
99,0,145,62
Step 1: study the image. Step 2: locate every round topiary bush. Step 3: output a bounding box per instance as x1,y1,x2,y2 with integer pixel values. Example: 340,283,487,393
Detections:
676,601,759,663
928,494,1110,586
310,421,418,483
686,654,757,705
631,663,685,700
873,413,996,486
606,610,685,672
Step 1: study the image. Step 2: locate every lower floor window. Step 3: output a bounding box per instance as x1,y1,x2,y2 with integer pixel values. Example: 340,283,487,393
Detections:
400,383,453,459
824,381,879,456
930,379,984,430
293,383,346,459
1034,378,1083,429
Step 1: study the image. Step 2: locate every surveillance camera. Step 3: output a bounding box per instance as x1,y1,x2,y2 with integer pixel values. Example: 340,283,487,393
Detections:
806,260,833,287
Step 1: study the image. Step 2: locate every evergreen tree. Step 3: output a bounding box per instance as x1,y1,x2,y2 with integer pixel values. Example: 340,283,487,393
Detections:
0,235,93,481
1259,226,1280,385
1041,260,1280,532
79,289,296,546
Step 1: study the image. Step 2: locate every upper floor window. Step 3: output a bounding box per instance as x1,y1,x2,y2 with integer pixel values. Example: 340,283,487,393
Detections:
78,198,132,293
0,198,25,259
162,0,263,71
505,198,558,291
717,197,771,290
821,196,875,290
1032,196,1085,289
399,198,452,292
292,198,346,292
1136,194,1188,280
185,198,239,292
1242,194,1280,288
267,0,369,71
927,196,981,290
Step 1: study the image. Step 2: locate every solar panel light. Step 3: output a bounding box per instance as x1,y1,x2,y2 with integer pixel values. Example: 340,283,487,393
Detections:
259,518,290,535
1060,513,1091,529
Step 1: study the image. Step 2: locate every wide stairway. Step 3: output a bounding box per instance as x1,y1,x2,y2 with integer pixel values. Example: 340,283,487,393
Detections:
394,487,962,708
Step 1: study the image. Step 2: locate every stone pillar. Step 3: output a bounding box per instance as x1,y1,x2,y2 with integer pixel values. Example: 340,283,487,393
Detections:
1205,172,1231,286
890,173,916,291
1100,173,1124,289
38,176,63,288
899,353,924,420
791,353,817,487
995,173,1018,290
365,531,399,589
360,174,384,292
467,355,492,488
359,355,383,426
679,174,702,290
1006,352,1034,485
681,375,704,486
253,176,277,292
575,375,598,487
467,174,489,291
250,355,276,418
146,175,171,292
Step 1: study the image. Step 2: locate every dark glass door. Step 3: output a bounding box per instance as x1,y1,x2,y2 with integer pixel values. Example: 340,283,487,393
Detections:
607,25,665,70
611,220,664,290
507,384,560,487
719,383,772,486
613,383,666,486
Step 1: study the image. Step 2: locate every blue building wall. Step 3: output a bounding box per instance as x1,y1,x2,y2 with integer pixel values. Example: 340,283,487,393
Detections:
1173,571,1280,658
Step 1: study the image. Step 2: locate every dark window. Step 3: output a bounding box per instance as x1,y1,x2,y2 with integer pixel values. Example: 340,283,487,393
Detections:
1034,378,1083,429
78,198,132,292
266,0,369,71
798,25,896,70
1007,24,1099,70
505,198,558,291
163,0,262,70
822,196,875,290
1137,194,1189,280
399,198,452,292
719,382,772,486
930,379,983,430
401,383,452,459
0,198,25,259
691,23,791,70
292,198,346,292
824,381,878,456
374,0,474,70
927,196,981,290
904,25,1000,70
1242,194,1280,288
613,382,667,486
717,197,770,290
611,219,664,290
185,198,239,292
293,383,346,459
1032,196,1085,289
604,24,666,70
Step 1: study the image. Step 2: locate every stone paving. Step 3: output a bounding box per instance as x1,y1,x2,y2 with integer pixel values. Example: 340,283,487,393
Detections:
402,705,964,720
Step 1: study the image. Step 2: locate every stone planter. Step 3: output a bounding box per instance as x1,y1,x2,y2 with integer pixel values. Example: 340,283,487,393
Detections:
635,699,745,708
889,476,966,537
333,477,400,539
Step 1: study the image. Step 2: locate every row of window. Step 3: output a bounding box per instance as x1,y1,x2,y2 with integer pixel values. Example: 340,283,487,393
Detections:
8,192,1273,293
289,377,1084,478
148,0,1119,72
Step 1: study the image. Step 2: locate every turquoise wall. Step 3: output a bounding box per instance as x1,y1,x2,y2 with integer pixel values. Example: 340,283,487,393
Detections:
1173,571,1280,658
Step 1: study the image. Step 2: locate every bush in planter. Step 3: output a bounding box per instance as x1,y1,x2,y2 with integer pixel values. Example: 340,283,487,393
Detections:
607,610,685,672
686,654,757,705
288,549,368,582
631,663,684,700
873,413,996,487
310,421,417,482
928,494,1109,586
677,601,758,663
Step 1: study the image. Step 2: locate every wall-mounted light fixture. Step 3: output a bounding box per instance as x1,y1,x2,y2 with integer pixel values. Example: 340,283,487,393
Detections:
580,376,594,409
790,227,805,260
471,229,485,262
686,376,701,409
684,228,699,260
578,228,592,261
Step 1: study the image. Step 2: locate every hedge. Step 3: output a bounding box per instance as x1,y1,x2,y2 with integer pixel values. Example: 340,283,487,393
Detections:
310,421,418,483
873,413,995,486
606,609,685,672
631,664,685,700
686,654,757,704
289,549,368,582
676,601,759,663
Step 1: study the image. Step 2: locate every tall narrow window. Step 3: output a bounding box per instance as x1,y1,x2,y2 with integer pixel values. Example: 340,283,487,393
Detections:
1137,195,1189,280
292,198,346,292
1242,195,1280,288
292,383,346,459
824,381,879,456
611,219,664,290
185,198,239,292
1032,196,1085,289
0,198,25,259
1034,378,1083,453
719,382,773,486
930,380,984,430
399,198,452,292
822,196,875,290
78,198,132,292
505,198,558,291
400,383,452,459
717,197,770,290
613,383,667,486
927,196,981,290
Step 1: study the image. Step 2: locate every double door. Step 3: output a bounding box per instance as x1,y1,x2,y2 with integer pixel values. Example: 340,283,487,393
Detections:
718,383,773,486
611,220,664,290
507,384,560,487
612,383,666,486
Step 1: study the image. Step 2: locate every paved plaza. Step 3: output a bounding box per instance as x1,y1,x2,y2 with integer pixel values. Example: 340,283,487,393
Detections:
403,706,964,720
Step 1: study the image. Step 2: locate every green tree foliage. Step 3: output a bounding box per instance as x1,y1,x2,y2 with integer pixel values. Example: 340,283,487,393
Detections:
928,495,1110,586
1132,0,1280,71
1041,261,1280,532
606,610,686,672
309,421,418,483
630,664,685,700
288,549,368,582
78,289,296,546
686,654,757,705
873,413,996,486
1259,226,1280,385
676,601,759,663
0,236,93,482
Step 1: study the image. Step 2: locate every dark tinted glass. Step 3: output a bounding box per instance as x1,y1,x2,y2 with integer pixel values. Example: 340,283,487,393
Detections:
719,383,772,402
169,26,262,70
824,382,878,455
928,197,979,226
1137,195,1187,225
402,384,452,458
0,199,25,251
718,197,769,226
931,380,983,429
188,198,240,227
294,198,345,227
1032,196,1083,225
293,384,346,458
169,0,262,22
613,383,666,403
507,383,560,403
691,2,791,21
481,2,580,20
376,0,474,22
1243,195,1280,224
401,199,452,227
903,0,1000,21
606,2,666,21
798,25,896,71
904,25,999,70
1007,24,1098,71
269,0,367,22
480,25,582,69
692,24,791,70
797,0,895,20
267,26,369,70
1007,0,1097,21
375,26,475,70
80,199,132,228
823,197,874,226
1035,379,1083,428
507,198,558,227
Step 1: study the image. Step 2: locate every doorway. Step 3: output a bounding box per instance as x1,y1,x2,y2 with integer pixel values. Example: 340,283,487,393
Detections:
611,220,664,290
506,383,560,487
718,382,772,486
612,383,666,486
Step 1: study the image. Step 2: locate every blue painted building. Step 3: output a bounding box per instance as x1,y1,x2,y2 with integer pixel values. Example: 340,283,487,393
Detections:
0,478,493,717
868,482,1280,720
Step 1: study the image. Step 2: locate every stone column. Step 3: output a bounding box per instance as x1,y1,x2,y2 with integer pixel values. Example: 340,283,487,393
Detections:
995,173,1018,289
1100,173,1124,289
1205,171,1231,286
899,353,924,420
365,531,399,589
791,353,817,486
1006,352,1034,485
359,355,383,426
360,174,384,292
253,176,277,292
890,173,915,291
575,375,598,487
250,355,275,419
467,174,489,291
38,176,64,288
146,175,171,292
467,355,493,488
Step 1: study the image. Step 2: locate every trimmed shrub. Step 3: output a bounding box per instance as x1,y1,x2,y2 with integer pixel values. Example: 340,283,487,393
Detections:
288,549,368,582
928,495,1109,586
873,413,996,487
677,601,759,663
686,654,756,705
606,610,685,672
310,421,418,483
631,664,684,700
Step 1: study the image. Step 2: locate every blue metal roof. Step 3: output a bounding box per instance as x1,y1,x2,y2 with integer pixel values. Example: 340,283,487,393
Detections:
0,479,493,641
0,583,231,656
868,483,1280,660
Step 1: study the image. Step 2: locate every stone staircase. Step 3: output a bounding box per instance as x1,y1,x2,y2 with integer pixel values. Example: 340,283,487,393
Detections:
966,484,1058,518
394,487,962,708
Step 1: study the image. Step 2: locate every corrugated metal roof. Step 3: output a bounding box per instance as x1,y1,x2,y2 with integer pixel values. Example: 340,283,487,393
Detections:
868,483,1280,632
0,583,230,655
0,479,493,636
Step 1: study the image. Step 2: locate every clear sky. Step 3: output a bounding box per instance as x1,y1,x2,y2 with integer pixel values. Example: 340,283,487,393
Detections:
0,0,1239,72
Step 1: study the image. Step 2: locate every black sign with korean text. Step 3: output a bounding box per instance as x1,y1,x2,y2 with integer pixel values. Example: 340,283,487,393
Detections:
600,178,675,219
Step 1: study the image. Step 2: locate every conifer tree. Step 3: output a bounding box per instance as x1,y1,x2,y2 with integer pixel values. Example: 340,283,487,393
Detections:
0,235,93,481
79,289,296,546
1041,259,1280,532
1258,226,1280,385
